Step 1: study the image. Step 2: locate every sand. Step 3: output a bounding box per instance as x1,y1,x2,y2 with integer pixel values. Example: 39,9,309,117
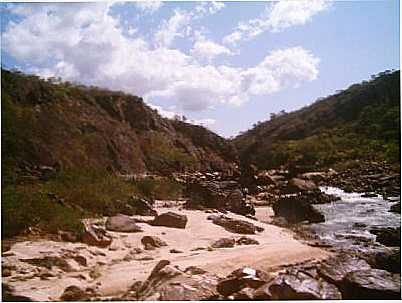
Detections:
2,206,331,301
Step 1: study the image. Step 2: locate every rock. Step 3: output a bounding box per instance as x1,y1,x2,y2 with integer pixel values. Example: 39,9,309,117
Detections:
59,231,79,242
217,267,271,296
361,193,378,198
318,254,371,285
370,227,401,247
212,216,257,234
2,284,33,301
134,260,219,300
184,266,207,275
127,196,157,216
365,249,401,273
151,212,188,229
341,269,401,299
20,256,73,272
390,202,401,214
300,172,327,183
254,270,342,300
105,214,143,233
226,189,255,216
211,238,236,248
60,285,88,301
81,223,112,248
141,236,167,250
231,287,256,300
236,236,260,245
273,195,325,223
283,178,318,194
169,249,183,254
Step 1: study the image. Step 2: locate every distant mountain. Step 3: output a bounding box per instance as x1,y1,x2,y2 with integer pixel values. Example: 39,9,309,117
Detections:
233,70,400,171
2,69,237,182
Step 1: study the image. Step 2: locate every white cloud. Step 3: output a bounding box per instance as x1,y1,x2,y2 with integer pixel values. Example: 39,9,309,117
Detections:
135,1,163,14
2,3,320,116
191,34,232,61
223,0,331,45
154,9,191,48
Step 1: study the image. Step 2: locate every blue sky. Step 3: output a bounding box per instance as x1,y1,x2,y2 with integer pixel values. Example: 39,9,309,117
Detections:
1,1,399,137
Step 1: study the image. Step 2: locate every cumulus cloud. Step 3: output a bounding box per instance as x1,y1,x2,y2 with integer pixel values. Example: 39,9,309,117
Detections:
2,3,320,115
223,0,331,45
135,1,163,14
190,34,232,61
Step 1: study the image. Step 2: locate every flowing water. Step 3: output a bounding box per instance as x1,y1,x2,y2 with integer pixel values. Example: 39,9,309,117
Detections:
308,186,400,251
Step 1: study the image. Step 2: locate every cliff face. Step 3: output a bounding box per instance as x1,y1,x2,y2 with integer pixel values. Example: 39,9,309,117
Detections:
2,69,238,177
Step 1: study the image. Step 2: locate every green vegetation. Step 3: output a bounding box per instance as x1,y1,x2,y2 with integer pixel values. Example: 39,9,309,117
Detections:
234,70,400,171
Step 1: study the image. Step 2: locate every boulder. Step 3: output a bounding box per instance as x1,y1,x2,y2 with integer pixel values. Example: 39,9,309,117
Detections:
211,238,236,248
212,216,258,234
217,267,271,297
236,236,260,245
81,223,112,248
341,269,401,300
133,260,219,300
60,286,88,301
254,270,342,300
141,236,167,250
370,227,401,247
365,248,401,273
390,202,401,214
283,178,318,194
272,195,325,223
105,214,143,233
151,212,188,229
128,196,157,216
318,254,371,285
20,256,73,272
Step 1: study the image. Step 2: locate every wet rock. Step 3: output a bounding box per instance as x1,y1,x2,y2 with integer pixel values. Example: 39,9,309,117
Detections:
365,248,401,273
212,216,258,234
283,178,318,194
236,236,259,245
217,267,271,297
254,270,342,300
341,269,401,299
81,223,112,248
390,202,401,214
318,254,371,285
361,193,378,198
151,212,188,229
135,260,219,300
141,236,167,250
370,227,401,247
105,214,143,233
60,285,88,301
273,195,325,223
211,238,236,248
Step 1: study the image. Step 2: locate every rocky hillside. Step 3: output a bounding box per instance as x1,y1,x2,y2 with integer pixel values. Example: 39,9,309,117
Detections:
234,70,400,172
2,69,237,181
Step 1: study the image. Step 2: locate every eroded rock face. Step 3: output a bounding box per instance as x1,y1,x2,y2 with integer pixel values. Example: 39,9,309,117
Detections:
151,212,188,229
254,270,342,300
105,214,143,233
341,269,401,300
132,260,219,301
273,195,325,223
211,216,261,234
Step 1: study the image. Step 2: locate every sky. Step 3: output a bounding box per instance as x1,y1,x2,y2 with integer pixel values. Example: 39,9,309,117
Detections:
1,0,400,137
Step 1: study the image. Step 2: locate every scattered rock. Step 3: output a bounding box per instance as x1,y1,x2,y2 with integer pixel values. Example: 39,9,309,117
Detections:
151,212,188,229
105,214,143,233
20,256,73,272
341,269,401,300
141,236,167,250
211,238,235,248
236,236,259,245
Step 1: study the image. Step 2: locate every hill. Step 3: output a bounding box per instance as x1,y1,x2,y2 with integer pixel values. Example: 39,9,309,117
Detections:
233,70,400,172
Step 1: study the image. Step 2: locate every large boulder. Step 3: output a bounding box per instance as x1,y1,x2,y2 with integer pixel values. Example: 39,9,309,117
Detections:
272,195,325,223
254,269,342,300
151,212,188,229
81,223,112,247
283,178,318,194
370,227,401,247
340,269,401,300
132,260,219,300
212,216,261,234
105,214,143,233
